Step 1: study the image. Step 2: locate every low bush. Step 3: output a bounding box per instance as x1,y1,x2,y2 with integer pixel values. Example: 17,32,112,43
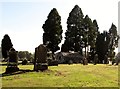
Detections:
22,59,28,65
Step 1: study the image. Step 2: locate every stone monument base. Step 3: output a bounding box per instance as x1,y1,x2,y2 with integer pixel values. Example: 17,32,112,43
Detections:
5,66,19,73
35,63,48,71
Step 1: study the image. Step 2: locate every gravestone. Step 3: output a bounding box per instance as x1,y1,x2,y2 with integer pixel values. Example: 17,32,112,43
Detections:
83,57,88,65
34,44,48,71
6,48,19,73
93,54,98,65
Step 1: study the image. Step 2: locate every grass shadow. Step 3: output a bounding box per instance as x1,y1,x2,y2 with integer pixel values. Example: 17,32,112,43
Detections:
1,69,34,77
0,64,7,66
0,69,55,77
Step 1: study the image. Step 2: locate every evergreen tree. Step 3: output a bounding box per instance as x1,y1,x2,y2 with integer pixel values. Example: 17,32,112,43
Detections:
62,5,84,53
103,31,111,63
1,34,13,59
108,23,119,61
42,8,63,54
83,15,97,58
89,19,99,62
93,20,99,32
96,31,111,63
96,32,104,63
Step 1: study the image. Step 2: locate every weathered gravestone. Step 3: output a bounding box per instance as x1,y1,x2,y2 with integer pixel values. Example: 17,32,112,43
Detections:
82,57,88,65
93,54,98,65
34,44,48,71
6,48,19,73
83,57,88,65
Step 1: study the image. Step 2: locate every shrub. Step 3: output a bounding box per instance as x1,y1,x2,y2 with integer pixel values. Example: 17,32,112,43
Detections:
22,59,28,65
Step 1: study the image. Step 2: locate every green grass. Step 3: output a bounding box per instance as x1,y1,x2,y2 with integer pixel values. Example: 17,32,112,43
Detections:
0,63,118,87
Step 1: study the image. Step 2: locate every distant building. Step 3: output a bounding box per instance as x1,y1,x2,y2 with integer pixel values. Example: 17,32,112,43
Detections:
55,52,83,64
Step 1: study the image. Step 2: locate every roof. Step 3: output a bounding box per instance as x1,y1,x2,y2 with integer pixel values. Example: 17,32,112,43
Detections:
56,52,83,58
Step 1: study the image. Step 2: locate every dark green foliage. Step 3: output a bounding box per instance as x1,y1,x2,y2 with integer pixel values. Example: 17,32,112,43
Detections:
108,23,119,61
1,34,13,59
61,44,68,52
62,5,84,52
83,15,98,58
96,32,103,63
83,15,92,57
18,51,33,61
96,31,110,63
89,19,99,62
92,19,99,47
109,23,117,36
62,5,99,61
25,51,33,61
42,8,63,53
93,20,99,32
95,23,119,63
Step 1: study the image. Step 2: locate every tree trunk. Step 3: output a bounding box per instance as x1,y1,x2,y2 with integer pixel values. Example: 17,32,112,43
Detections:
85,47,87,58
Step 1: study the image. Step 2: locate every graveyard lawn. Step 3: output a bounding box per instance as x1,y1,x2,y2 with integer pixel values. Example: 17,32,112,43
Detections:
0,63,119,87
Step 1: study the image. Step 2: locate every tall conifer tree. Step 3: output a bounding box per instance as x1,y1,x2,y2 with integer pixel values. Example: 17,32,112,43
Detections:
42,8,63,54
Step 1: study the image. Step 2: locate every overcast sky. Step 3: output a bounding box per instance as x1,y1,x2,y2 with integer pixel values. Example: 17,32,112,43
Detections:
0,0,119,53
